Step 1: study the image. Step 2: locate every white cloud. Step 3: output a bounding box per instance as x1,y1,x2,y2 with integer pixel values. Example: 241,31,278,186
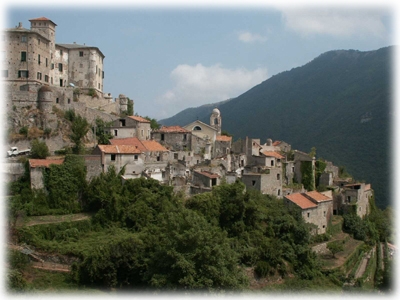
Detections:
156,63,268,118
237,31,267,43
280,8,387,38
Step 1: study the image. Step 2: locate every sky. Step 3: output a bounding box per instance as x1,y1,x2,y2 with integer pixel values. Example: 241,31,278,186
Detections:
1,0,396,121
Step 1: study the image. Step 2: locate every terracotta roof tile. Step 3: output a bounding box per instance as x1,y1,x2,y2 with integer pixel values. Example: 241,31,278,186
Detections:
97,145,141,154
128,115,150,123
195,170,220,179
272,141,281,146
216,135,232,142
154,126,191,133
141,140,168,152
110,137,147,151
29,158,64,168
305,191,332,202
262,151,285,159
285,193,317,209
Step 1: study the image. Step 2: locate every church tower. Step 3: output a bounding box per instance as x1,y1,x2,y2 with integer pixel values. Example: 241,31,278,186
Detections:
210,108,222,135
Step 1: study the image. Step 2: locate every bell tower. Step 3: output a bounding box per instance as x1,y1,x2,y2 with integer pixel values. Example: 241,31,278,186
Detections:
210,108,222,135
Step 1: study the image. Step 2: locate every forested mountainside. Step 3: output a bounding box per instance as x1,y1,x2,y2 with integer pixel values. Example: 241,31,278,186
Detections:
160,46,393,209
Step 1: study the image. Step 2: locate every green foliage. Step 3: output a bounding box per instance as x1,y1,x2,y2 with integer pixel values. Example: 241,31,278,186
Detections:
94,118,113,145
327,240,345,258
255,261,271,278
44,155,86,213
69,114,90,154
87,88,98,98
144,116,160,130
19,126,28,136
315,159,327,188
300,161,315,191
30,139,50,159
127,98,134,116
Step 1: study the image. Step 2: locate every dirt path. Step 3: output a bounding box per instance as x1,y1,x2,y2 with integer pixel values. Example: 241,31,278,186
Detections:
19,213,91,227
354,246,375,279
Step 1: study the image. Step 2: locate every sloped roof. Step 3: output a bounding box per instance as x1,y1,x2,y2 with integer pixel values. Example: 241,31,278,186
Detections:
216,135,232,142
194,170,220,179
29,17,57,25
154,126,190,133
285,193,317,210
110,137,147,151
29,158,64,168
141,140,168,152
128,115,150,123
305,191,332,202
97,145,141,154
272,141,281,146
262,151,285,159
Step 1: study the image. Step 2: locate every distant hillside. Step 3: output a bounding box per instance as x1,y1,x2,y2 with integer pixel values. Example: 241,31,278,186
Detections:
161,46,393,209
160,99,232,126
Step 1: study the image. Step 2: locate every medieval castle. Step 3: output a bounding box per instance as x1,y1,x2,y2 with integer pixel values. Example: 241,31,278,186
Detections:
3,17,373,236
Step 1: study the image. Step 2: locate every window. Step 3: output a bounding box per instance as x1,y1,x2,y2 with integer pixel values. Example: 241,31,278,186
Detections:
292,166,295,172
21,51,27,62
252,180,256,186
183,134,187,141
51,63,54,70
21,36,27,43
193,126,202,131
278,189,281,196
324,211,326,217
18,70,29,78
174,153,178,159
60,50,63,55
277,173,280,180
157,156,160,161
161,134,165,141
58,63,63,72
271,160,274,167
111,154,116,161
114,130,118,136
307,212,310,218
38,38,40,45
79,51,83,57
134,155,138,161
56,98,59,104
46,58,48,67
60,79,63,87
38,54,41,65
37,72,42,80
120,119,126,127
102,71,104,79
68,98,71,104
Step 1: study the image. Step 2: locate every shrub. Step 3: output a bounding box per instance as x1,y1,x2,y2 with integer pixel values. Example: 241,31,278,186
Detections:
255,261,270,278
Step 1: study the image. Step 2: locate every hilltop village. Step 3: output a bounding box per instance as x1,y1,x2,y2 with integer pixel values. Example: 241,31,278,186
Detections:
3,17,374,236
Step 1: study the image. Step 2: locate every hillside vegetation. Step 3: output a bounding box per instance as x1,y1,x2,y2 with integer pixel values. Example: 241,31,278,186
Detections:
7,161,394,293
160,46,393,209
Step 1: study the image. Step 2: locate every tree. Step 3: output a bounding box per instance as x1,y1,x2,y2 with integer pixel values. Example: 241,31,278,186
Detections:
327,240,344,258
94,118,112,145
30,139,50,159
144,116,160,130
69,113,89,154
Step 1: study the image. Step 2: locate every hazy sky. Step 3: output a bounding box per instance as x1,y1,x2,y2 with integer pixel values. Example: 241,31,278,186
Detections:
2,1,395,120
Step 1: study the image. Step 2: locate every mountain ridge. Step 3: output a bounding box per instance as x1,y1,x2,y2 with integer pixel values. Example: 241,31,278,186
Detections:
160,46,393,209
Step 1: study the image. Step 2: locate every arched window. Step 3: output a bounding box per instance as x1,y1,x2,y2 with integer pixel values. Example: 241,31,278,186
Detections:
214,118,218,125
193,126,202,131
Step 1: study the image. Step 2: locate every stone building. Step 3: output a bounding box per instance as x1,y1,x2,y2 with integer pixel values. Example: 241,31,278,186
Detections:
284,191,333,235
3,17,104,94
293,150,316,190
215,135,232,157
105,115,151,140
151,125,192,151
192,170,220,189
29,158,64,189
242,168,283,198
334,183,373,217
